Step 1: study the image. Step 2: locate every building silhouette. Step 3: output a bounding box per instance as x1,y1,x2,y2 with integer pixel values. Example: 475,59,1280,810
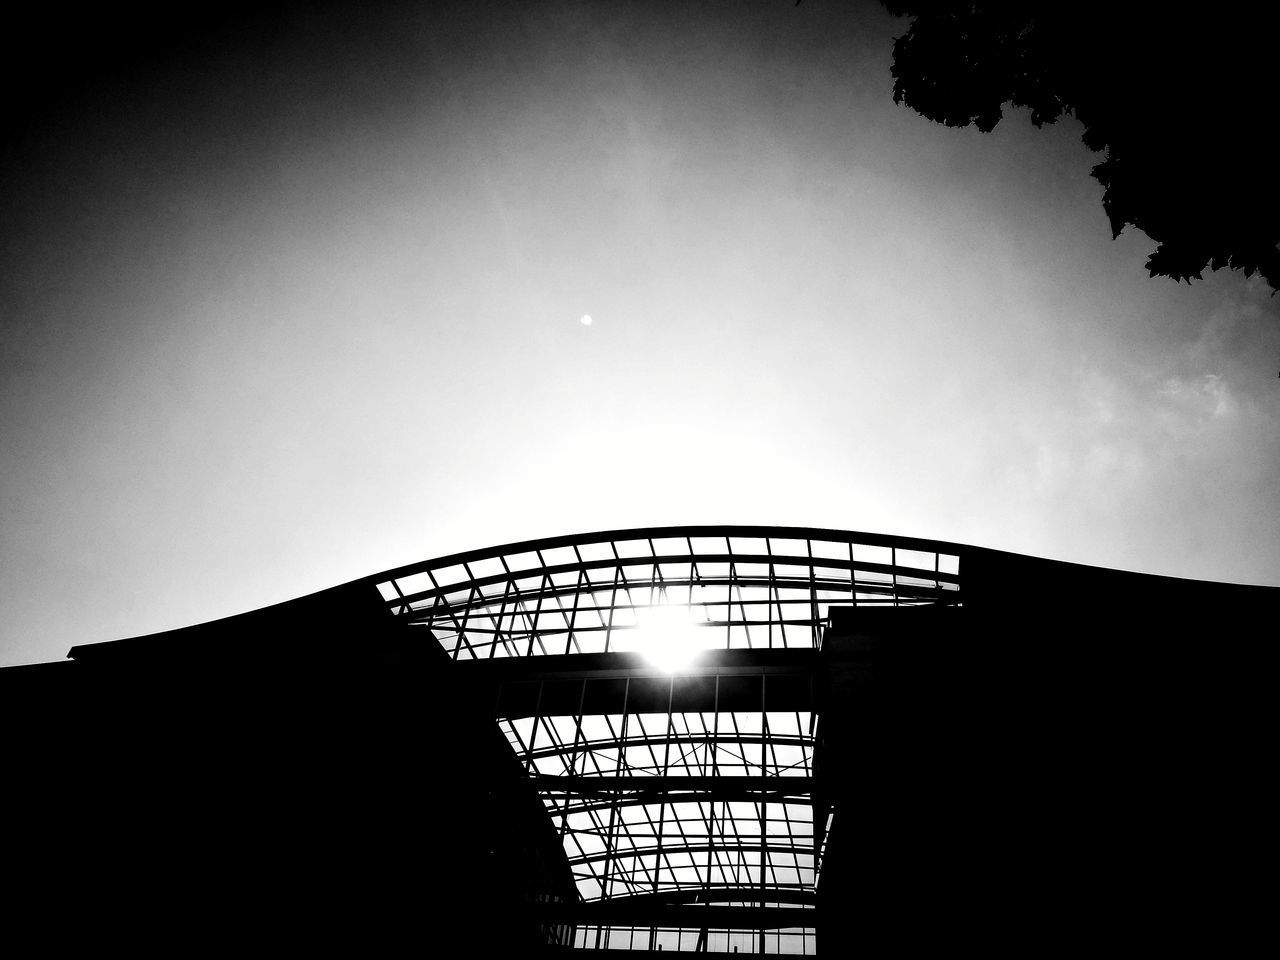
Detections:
4,525,1275,954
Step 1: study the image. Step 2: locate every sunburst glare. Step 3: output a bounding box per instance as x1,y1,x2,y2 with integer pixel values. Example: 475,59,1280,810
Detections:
624,600,710,672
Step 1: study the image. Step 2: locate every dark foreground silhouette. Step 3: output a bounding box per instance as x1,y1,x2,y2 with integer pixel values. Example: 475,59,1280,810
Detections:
4,528,1275,954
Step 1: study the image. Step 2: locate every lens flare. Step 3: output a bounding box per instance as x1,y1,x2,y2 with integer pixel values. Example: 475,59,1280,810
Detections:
626,602,709,672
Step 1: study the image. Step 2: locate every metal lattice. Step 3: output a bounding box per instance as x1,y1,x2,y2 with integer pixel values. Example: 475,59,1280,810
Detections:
374,526,961,661
369,527,966,954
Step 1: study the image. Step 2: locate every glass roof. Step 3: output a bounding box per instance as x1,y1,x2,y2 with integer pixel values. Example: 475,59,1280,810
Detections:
373,526,961,661
500,709,817,903
367,527,966,954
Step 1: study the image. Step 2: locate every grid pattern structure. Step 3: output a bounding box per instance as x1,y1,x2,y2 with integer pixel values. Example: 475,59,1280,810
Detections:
500,707,816,902
573,925,816,954
372,527,962,660
500,685,820,954
366,528,966,954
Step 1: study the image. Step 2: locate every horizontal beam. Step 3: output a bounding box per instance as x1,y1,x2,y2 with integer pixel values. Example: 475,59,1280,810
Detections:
593,887,817,908
548,795,818,819
534,901,819,929
567,841,812,867
525,731,810,761
537,775,813,797
484,651,818,717
467,647,819,682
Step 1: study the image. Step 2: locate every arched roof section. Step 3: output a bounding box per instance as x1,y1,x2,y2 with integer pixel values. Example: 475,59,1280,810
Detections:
357,526,969,950
368,525,963,661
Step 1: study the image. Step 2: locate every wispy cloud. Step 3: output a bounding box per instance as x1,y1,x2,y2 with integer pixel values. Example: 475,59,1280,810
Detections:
997,283,1280,579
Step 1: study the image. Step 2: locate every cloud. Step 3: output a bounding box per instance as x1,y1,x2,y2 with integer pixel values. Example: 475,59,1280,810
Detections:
1155,373,1234,435
1002,283,1280,580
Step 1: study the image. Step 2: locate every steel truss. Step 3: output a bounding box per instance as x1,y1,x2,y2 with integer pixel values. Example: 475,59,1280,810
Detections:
371,527,966,955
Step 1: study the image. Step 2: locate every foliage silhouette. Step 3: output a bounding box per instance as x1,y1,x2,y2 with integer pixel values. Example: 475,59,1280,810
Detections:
880,2,1280,291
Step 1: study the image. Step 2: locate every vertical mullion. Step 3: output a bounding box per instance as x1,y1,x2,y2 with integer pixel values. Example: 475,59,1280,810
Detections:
732,570,753,649
703,674,719,907
596,677,630,919
653,676,675,894
808,539,820,649
560,678,589,840
605,563,620,653
525,680,545,775
892,545,899,607
725,563,734,650
564,567,584,655
527,553,550,656
759,672,767,956
766,538,774,650
849,540,856,610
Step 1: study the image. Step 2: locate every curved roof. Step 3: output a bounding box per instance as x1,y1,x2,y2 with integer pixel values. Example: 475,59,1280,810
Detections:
32,526,1280,955
362,527,966,952
369,525,963,661
39,526,1280,954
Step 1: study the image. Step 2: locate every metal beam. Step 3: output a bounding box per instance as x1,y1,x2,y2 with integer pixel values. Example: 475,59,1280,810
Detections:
536,775,813,797
567,841,811,867
465,647,819,682
533,901,819,929
490,653,817,717
589,887,817,908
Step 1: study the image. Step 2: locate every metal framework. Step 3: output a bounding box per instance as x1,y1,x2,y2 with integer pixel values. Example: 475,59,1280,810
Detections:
371,527,966,955
374,526,960,661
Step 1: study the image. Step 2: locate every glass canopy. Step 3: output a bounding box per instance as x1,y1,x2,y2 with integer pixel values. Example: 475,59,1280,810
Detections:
374,526,960,661
372,527,965,954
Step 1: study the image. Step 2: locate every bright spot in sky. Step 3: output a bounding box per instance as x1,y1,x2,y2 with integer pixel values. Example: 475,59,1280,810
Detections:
580,314,593,326
627,602,710,672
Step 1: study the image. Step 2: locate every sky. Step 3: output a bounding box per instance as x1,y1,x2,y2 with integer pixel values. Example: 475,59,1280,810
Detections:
2,0,1278,666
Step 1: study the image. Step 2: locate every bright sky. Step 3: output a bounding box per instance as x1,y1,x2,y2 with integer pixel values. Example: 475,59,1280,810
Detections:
3,0,1278,666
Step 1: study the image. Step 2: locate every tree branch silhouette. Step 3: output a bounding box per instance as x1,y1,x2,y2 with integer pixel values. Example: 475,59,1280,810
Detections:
881,2,1280,292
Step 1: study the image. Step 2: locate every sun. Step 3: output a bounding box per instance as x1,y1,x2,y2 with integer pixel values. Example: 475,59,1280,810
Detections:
626,601,710,672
